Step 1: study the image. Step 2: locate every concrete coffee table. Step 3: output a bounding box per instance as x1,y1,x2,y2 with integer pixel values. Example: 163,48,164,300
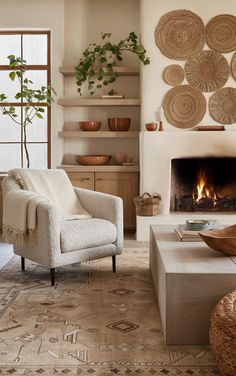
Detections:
149,225,236,345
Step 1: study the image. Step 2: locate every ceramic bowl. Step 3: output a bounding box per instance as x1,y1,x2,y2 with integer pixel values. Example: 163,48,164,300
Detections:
199,224,236,255
79,121,101,131
146,122,158,131
186,219,209,231
108,118,130,131
75,155,111,165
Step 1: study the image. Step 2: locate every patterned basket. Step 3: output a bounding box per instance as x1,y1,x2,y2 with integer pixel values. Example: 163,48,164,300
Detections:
133,192,161,216
210,290,236,376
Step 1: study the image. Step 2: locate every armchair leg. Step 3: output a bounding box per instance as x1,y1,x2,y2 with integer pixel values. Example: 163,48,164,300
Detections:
50,268,55,286
21,257,25,271
112,255,116,273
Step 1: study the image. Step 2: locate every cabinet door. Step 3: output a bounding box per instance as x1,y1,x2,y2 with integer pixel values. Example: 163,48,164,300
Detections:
95,172,139,229
67,172,94,190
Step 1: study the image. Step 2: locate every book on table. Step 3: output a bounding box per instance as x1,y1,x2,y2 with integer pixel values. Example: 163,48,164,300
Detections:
175,225,202,242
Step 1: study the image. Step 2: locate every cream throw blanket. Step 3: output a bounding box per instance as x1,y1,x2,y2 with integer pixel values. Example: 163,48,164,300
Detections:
3,168,91,244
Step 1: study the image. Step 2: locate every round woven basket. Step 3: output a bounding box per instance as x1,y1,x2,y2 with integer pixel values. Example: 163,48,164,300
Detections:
155,9,205,60
210,290,236,376
209,87,236,124
185,50,229,92
206,14,236,53
163,64,185,86
162,85,206,128
231,52,236,81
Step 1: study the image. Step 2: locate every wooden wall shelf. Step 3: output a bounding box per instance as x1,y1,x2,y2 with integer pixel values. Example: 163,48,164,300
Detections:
58,131,139,138
58,99,140,107
59,66,140,76
58,164,140,172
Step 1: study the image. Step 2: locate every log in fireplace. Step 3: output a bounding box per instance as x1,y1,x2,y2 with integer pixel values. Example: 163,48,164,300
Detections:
171,158,236,212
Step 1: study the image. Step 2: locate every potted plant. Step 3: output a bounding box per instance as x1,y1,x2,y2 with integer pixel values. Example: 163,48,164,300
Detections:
75,32,150,96
0,55,56,168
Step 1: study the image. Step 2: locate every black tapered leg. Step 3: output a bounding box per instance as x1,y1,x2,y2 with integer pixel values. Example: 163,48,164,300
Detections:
50,268,55,286
112,255,116,273
21,257,25,271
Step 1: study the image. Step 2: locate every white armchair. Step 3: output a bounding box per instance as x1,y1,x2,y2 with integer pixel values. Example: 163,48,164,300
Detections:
2,176,123,286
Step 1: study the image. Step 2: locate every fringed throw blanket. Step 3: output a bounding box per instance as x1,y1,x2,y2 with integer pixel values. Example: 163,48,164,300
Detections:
3,168,91,244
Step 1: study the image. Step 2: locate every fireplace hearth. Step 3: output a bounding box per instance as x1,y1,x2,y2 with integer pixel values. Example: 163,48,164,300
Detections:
171,158,236,212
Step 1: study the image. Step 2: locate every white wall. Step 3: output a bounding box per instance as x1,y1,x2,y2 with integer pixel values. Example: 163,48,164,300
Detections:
0,0,65,168
140,0,236,131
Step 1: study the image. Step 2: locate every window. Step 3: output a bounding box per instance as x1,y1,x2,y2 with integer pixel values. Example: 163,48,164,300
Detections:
0,31,51,171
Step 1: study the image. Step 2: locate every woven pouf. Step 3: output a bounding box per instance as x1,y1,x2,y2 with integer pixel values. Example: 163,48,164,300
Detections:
210,290,236,376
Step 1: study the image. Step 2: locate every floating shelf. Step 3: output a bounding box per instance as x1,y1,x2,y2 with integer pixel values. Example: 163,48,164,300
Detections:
59,66,140,76
58,164,140,172
58,131,139,138
58,99,141,107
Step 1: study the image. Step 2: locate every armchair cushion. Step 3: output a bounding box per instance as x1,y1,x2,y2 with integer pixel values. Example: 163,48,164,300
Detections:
60,218,117,253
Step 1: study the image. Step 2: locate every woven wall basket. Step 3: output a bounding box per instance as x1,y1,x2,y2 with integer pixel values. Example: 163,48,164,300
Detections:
162,85,206,129
155,9,205,60
185,50,230,92
231,52,236,81
209,87,236,124
206,14,236,53
163,64,185,86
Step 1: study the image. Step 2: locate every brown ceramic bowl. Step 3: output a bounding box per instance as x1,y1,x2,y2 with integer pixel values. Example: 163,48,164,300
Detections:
79,121,101,131
108,118,130,131
199,224,236,255
146,122,158,131
75,155,111,166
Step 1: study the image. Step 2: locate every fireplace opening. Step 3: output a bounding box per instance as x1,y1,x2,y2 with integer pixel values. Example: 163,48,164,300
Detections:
170,158,236,212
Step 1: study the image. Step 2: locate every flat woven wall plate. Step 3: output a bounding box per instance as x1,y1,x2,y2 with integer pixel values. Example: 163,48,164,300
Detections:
155,9,205,60
185,50,230,92
206,14,236,53
231,52,236,81
163,64,185,86
209,87,236,124
162,85,206,128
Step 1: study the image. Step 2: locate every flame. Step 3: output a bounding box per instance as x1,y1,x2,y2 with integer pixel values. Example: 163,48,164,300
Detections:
192,168,217,205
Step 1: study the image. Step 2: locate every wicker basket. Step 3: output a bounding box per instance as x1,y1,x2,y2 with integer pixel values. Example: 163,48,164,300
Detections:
133,192,161,216
210,290,236,376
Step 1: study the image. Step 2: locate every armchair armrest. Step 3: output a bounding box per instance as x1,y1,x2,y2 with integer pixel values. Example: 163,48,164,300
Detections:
74,187,123,250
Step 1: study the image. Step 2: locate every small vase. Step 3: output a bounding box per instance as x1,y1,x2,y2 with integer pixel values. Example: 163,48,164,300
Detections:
159,121,164,131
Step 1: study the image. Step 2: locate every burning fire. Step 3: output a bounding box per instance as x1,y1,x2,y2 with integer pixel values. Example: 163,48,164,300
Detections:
192,168,217,205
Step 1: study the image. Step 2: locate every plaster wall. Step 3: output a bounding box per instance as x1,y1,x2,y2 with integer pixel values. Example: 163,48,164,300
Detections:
140,0,236,131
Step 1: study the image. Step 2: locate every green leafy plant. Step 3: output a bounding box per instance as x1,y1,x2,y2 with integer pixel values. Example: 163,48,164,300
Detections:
75,32,150,96
0,55,56,168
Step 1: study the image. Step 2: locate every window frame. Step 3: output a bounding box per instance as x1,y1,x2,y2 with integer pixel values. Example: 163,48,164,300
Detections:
0,30,51,169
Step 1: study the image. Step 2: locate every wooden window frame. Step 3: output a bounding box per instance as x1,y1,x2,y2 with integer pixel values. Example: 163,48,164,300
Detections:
0,30,51,168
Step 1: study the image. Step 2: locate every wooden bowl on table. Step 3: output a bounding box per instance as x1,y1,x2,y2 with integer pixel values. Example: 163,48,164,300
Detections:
79,121,101,131
75,155,111,166
199,224,236,256
108,118,130,131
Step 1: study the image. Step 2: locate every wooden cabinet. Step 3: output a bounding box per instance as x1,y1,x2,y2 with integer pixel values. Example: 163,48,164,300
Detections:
67,172,94,190
95,172,138,229
66,170,138,229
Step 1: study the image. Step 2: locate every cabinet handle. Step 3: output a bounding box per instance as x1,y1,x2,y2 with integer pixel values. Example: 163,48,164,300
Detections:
96,178,103,181
79,178,90,182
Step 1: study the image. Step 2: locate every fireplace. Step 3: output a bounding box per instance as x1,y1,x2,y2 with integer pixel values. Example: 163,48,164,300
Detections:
137,131,236,240
171,158,236,212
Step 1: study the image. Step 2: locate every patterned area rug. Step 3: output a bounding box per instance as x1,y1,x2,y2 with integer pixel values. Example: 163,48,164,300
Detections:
0,247,219,375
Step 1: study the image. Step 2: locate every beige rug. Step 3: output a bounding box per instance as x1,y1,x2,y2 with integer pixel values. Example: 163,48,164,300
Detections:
0,247,219,375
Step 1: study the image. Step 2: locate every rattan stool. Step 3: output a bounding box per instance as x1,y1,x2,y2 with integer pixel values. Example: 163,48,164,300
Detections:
210,290,236,376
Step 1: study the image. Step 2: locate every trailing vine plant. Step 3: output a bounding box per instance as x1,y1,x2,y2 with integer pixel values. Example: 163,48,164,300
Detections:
75,32,150,96
0,55,56,168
